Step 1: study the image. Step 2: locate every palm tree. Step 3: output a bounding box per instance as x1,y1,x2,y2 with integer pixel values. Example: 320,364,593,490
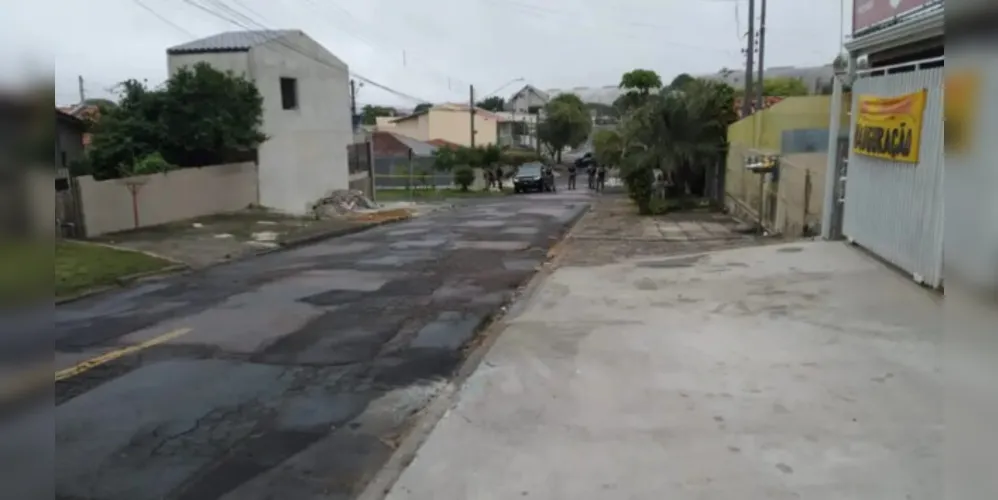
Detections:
618,79,734,211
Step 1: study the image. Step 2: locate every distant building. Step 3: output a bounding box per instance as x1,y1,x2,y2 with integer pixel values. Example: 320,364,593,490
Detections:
539,65,836,107
387,103,498,147
506,85,549,113
167,29,352,214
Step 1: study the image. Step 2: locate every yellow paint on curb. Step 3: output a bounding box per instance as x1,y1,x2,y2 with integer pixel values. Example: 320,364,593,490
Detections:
54,327,192,382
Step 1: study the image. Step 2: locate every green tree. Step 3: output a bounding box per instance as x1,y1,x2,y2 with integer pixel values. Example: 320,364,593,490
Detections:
618,78,736,213
453,166,475,191
764,77,809,96
87,62,266,180
361,104,396,125
620,69,663,94
668,73,696,90
476,96,506,112
592,129,622,167
413,102,433,113
537,93,591,163
735,77,811,98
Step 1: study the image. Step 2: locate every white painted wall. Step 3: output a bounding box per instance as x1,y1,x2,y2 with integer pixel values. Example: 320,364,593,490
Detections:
250,32,352,213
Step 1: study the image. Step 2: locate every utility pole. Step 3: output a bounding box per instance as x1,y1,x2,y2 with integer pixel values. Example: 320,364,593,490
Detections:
349,79,359,176
78,75,86,104
742,0,756,117
755,0,768,110
469,84,476,147
349,79,358,132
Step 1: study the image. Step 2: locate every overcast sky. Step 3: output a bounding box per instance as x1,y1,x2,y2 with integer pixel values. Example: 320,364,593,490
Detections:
5,0,849,107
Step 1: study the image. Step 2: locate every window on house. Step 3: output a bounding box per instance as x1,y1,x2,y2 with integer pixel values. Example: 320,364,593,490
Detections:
280,77,298,110
61,151,67,167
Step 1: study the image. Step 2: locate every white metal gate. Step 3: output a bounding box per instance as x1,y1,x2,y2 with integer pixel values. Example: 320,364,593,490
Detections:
842,61,945,287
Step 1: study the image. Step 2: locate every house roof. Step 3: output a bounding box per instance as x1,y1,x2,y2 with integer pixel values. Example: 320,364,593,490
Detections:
56,109,86,130
167,30,299,55
391,103,499,123
426,138,461,149
510,84,550,102
388,133,438,156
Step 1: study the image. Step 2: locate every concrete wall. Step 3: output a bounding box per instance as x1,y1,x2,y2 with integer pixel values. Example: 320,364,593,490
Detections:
773,153,825,236
428,109,498,146
250,32,352,214
56,120,85,170
77,162,258,237
725,95,848,233
389,115,430,142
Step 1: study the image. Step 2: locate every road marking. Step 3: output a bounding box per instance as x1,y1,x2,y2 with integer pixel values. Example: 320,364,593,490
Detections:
54,327,192,382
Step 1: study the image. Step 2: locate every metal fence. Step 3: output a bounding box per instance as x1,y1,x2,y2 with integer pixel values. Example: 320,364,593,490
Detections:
841,61,945,288
373,155,453,189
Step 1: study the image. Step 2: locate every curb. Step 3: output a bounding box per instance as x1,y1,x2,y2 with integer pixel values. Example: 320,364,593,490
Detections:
55,214,413,307
356,202,592,500
275,214,412,252
54,264,189,306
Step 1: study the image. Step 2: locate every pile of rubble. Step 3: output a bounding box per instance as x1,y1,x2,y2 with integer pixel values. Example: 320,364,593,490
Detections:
309,189,380,219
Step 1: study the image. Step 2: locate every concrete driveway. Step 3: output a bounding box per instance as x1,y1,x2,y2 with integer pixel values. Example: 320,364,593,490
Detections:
383,241,942,500
48,191,589,500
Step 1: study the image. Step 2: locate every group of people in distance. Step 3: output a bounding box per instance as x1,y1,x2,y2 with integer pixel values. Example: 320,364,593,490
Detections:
567,153,606,192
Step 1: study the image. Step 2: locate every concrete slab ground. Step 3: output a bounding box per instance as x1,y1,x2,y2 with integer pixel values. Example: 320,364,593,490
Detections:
384,241,943,500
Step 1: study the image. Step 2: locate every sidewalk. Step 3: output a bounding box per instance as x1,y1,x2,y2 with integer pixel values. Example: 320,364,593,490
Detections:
381,200,942,499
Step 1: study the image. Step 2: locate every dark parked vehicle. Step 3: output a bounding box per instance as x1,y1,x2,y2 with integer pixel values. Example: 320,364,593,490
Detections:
513,162,554,193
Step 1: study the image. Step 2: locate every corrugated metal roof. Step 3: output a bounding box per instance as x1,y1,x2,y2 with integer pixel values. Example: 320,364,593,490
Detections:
167,30,298,54
389,133,438,156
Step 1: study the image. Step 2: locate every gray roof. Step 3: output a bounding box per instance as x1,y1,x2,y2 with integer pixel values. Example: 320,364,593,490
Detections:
388,133,437,157
167,30,298,55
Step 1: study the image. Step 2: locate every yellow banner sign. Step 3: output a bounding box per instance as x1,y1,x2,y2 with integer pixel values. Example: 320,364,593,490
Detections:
852,89,927,163
944,71,981,156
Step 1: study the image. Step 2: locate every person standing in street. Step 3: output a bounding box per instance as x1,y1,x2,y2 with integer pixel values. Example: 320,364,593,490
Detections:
596,163,607,192
567,161,577,190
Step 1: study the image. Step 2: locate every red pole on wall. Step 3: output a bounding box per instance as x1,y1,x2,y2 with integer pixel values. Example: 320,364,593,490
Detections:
125,180,145,229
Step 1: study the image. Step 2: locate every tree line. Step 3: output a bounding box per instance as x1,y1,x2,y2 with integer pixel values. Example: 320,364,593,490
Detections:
592,69,739,214
73,63,266,180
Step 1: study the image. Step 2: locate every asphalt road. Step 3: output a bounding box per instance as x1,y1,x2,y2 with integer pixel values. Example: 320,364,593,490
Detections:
49,191,589,500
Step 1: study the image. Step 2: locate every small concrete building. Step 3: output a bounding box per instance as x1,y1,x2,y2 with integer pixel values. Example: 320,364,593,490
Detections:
387,104,498,147
506,85,549,114
167,30,352,214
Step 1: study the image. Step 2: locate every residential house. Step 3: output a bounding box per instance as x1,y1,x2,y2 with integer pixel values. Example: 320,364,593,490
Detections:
58,103,100,150
387,103,498,147
506,85,549,113
167,29,352,214
493,111,538,150
55,110,86,180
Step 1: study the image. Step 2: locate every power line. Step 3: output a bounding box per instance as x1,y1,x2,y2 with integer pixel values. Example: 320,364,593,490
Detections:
299,0,472,90
132,0,197,37
178,0,437,103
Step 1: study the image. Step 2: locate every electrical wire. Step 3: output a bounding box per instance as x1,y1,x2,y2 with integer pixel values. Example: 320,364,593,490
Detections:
300,0,473,90
132,0,196,38
177,0,438,104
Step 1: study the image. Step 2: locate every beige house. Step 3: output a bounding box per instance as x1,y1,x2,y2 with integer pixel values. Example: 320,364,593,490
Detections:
385,104,498,147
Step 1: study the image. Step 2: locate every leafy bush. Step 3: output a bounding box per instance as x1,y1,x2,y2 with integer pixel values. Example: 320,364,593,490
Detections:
453,166,475,191
87,62,266,179
129,152,173,176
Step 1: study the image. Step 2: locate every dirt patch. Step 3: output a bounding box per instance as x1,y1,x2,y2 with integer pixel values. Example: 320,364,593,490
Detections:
348,208,413,223
96,208,371,268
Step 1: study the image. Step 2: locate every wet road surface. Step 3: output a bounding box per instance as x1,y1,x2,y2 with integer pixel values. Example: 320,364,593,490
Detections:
52,193,588,500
